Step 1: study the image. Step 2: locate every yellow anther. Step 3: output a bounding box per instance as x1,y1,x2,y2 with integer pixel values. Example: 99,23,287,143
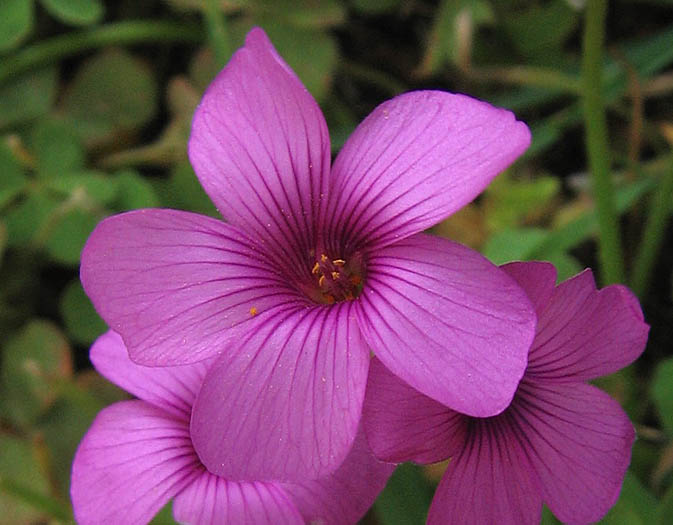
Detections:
311,262,320,275
331,271,340,280
320,254,328,263
249,306,258,316
332,259,346,266
318,275,326,287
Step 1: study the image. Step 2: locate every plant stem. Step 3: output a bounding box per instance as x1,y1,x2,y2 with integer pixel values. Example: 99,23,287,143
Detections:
581,0,625,284
0,21,203,85
203,0,230,68
468,66,582,94
631,163,673,298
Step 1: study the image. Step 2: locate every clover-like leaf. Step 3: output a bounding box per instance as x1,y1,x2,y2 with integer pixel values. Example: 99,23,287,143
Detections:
62,49,158,146
0,67,58,129
0,320,72,429
59,279,107,344
40,0,104,26
0,0,33,52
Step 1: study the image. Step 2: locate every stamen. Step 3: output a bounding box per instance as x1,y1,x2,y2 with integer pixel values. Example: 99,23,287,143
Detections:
308,252,364,304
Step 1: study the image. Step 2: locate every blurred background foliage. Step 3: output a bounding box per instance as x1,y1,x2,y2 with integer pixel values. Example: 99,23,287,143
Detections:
0,0,672,523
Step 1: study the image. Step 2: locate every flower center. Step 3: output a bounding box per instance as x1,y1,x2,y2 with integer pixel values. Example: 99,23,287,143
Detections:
309,253,364,304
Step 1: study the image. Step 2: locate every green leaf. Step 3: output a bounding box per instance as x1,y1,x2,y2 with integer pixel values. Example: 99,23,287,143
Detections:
611,23,673,84
374,464,433,525
483,172,560,231
62,49,158,146
651,357,673,436
501,0,578,63
43,208,100,265
39,0,104,26
600,471,658,524
113,169,160,209
0,0,33,52
544,252,583,282
59,279,107,345
483,227,548,264
593,367,641,421
351,0,400,13
657,481,673,525
158,162,218,216
249,0,345,28
531,177,656,258
99,78,199,169
0,320,72,429
37,381,107,499
0,434,53,523
483,228,582,282
4,190,59,247
0,66,58,129
0,141,26,209
32,119,85,179
0,222,7,267
150,502,176,524
76,369,128,406
541,505,561,524
44,170,118,206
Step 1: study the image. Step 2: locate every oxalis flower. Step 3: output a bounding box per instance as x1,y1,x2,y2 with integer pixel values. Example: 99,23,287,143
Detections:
363,261,649,524
80,27,536,482
71,330,393,524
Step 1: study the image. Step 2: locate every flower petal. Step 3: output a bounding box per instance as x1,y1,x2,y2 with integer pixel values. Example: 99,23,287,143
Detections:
527,269,649,381
427,415,542,525
501,261,557,316
173,475,303,525
512,381,635,523
363,357,466,464
282,425,394,524
324,91,530,252
188,27,330,265
80,209,300,365
71,401,200,525
90,330,209,419
356,233,535,417
190,302,369,482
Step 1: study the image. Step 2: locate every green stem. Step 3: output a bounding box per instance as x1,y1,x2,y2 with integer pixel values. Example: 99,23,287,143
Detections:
203,0,230,68
0,21,203,85
468,66,582,94
631,163,673,297
581,0,625,284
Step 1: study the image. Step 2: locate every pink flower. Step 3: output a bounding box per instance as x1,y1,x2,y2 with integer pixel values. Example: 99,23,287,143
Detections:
71,331,393,525
363,262,649,524
80,27,536,482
